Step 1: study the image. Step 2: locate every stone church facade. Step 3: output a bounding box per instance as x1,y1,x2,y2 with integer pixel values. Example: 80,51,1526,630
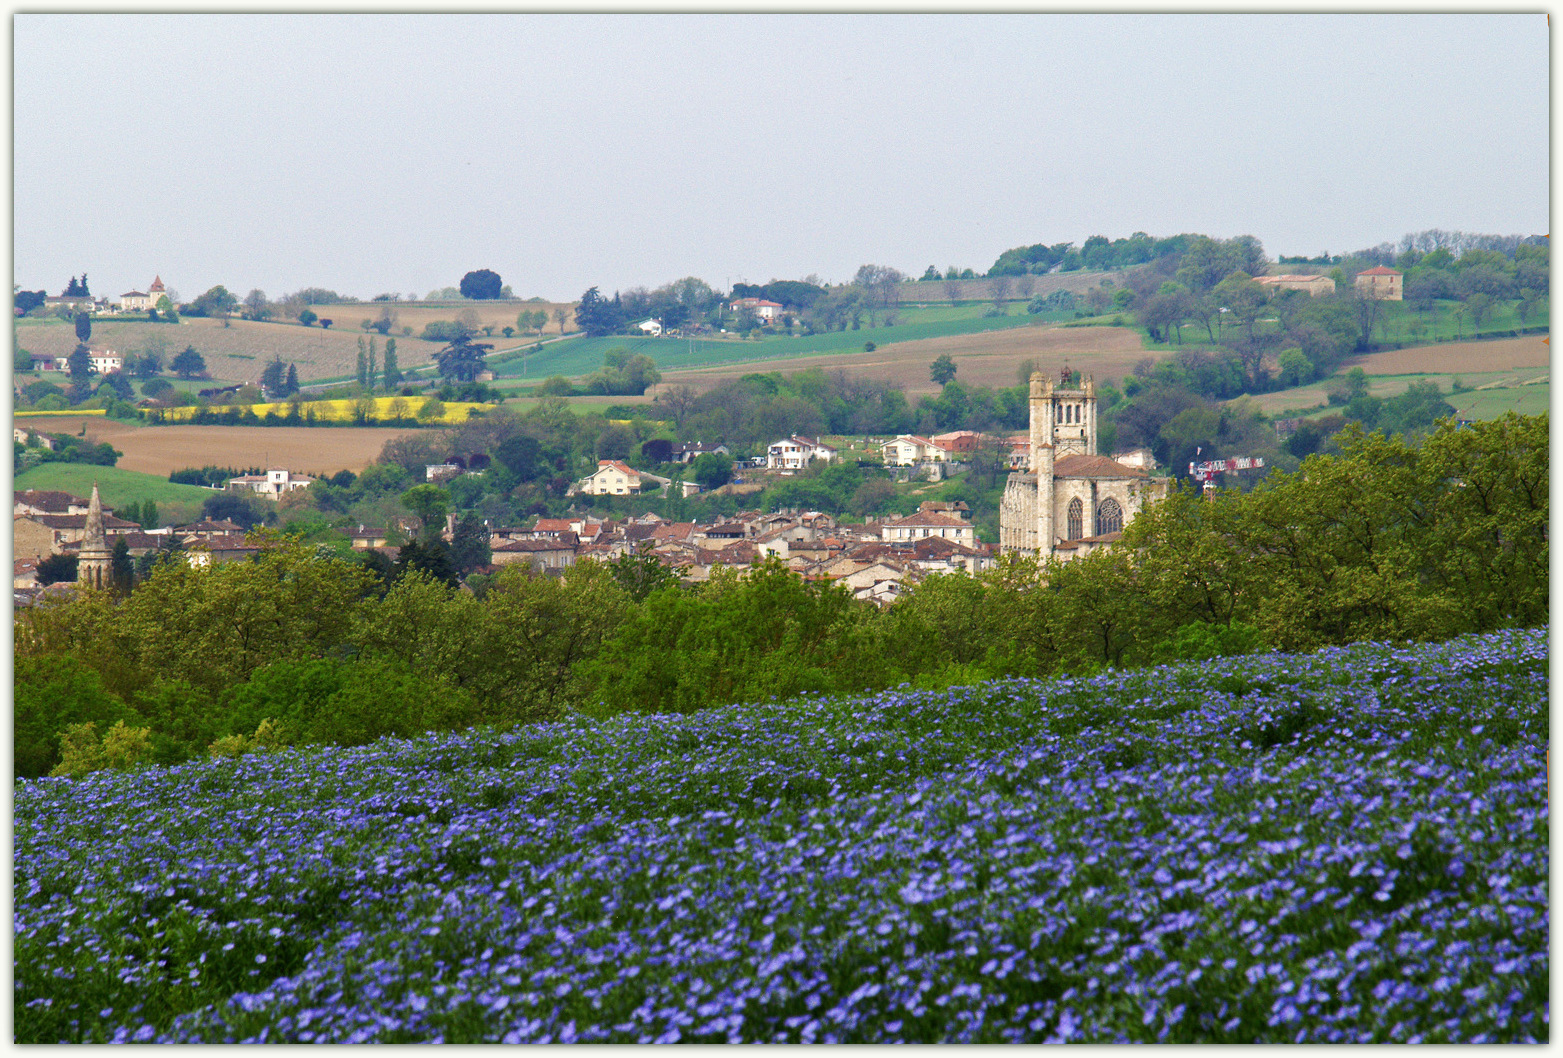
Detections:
999,371,1169,561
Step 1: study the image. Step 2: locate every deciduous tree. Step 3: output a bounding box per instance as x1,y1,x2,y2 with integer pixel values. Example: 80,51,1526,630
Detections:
459,269,503,300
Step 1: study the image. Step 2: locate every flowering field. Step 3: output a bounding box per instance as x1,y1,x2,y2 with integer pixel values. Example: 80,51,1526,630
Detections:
14,629,1548,1043
152,396,491,426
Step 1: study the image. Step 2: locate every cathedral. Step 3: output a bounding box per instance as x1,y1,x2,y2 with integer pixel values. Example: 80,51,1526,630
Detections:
999,370,1169,560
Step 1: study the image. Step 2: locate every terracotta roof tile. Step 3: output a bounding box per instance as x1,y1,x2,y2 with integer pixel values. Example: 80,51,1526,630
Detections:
1051,454,1148,480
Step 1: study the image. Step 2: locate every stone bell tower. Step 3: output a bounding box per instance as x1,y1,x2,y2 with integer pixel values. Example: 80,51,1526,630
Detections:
76,483,113,589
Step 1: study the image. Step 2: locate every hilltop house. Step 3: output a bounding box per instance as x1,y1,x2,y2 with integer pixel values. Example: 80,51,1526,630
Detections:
1354,266,1404,301
1253,274,1335,297
881,435,942,466
766,436,837,472
580,460,643,496
730,297,783,322
227,468,315,498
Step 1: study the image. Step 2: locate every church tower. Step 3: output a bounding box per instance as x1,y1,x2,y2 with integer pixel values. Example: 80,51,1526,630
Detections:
1028,369,1098,557
1002,367,1162,559
76,484,113,590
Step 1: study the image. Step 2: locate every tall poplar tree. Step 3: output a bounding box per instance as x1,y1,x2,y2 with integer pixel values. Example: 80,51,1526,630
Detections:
382,339,400,390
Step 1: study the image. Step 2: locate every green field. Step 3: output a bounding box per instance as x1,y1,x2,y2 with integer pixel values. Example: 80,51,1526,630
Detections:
13,463,219,511
488,310,1064,381
1250,364,1548,422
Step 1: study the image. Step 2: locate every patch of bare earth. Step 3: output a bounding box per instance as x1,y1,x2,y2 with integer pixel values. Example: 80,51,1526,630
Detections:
19,417,420,476
655,325,1150,398
1344,336,1549,375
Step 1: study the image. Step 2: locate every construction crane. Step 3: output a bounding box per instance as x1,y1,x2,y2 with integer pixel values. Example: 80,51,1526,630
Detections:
1188,456,1265,497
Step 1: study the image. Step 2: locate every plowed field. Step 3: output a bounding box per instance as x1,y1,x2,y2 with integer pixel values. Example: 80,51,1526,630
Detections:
14,417,419,476
1342,334,1549,374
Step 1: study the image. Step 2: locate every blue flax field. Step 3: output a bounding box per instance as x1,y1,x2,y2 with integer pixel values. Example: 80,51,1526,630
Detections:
14,628,1548,1042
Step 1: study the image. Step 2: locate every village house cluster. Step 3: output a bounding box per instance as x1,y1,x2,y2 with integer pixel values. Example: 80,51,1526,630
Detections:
12,481,1002,608
13,486,263,604
474,499,995,606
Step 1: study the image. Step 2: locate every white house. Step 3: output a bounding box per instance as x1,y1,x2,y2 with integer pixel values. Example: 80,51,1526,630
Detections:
29,349,123,374
227,467,315,498
881,503,976,545
731,297,783,322
89,350,124,374
580,459,643,496
881,435,942,466
636,318,663,336
766,436,837,472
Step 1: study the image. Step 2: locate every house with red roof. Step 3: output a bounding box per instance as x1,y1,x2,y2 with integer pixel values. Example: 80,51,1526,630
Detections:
579,460,643,496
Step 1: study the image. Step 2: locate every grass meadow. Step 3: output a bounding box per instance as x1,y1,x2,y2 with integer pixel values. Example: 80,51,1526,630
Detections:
13,629,1547,1043
13,463,218,512
487,310,1063,382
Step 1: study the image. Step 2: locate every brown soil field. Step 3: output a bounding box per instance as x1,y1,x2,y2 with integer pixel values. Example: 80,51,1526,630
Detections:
1342,335,1550,375
17,302,576,388
16,417,420,476
319,301,576,336
652,324,1151,399
19,318,444,387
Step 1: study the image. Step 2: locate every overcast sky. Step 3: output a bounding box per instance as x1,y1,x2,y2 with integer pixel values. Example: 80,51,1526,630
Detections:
13,12,1549,304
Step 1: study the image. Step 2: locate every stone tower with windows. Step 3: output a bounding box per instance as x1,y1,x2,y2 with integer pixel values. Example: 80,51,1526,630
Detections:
999,369,1168,561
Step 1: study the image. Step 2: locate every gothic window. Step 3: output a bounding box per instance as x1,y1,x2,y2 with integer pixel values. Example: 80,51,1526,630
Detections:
1096,497,1124,535
1066,497,1083,540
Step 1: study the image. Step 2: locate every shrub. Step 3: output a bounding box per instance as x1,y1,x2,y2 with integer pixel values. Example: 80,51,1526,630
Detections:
48,720,154,778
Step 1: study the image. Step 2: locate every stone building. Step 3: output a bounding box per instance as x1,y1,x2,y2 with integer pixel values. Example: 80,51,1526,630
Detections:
1354,266,1403,301
999,371,1169,561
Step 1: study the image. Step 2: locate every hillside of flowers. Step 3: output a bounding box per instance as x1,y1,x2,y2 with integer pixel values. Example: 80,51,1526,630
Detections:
15,627,1548,1043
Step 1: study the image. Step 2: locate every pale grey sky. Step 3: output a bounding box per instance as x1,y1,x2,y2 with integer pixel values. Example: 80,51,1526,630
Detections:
12,12,1549,304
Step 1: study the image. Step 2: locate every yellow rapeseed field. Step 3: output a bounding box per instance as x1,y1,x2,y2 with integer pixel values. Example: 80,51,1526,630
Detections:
153,396,492,426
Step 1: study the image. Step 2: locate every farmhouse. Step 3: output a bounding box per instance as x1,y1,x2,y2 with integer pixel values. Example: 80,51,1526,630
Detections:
13,428,60,450
1354,266,1404,301
227,468,315,498
30,349,125,373
999,370,1170,561
1253,273,1335,297
730,297,783,321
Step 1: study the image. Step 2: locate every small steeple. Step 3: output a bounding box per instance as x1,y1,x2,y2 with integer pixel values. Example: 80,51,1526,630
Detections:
82,483,107,551
76,483,113,589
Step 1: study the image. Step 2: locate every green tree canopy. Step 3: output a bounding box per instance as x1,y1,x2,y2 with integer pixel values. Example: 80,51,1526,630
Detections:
459,269,503,300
